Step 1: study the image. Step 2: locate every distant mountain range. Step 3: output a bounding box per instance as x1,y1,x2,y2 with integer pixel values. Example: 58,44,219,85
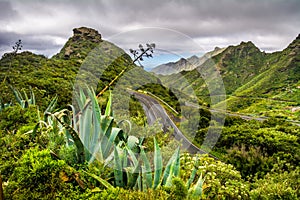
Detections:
158,34,300,119
150,47,225,75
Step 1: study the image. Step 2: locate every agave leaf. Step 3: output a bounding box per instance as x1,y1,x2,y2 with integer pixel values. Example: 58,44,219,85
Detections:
126,164,140,188
162,147,180,186
29,86,35,105
84,171,114,189
53,115,85,163
99,116,114,157
136,174,142,191
189,173,205,198
165,161,175,187
186,155,200,189
100,115,114,138
102,127,123,158
114,145,124,187
126,146,139,167
77,87,87,110
103,150,114,166
165,147,180,187
88,88,102,155
105,90,113,116
122,148,128,167
172,147,180,177
117,119,132,136
10,86,23,105
23,89,29,108
44,96,58,121
61,111,74,147
68,105,77,132
140,146,152,190
81,105,93,153
153,138,162,189
127,135,139,150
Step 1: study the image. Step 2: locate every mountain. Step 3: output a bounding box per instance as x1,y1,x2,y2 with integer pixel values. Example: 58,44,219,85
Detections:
0,27,160,109
150,47,225,75
159,35,300,119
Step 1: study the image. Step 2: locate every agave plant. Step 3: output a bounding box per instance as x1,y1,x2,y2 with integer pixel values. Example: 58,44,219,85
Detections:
35,86,205,198
10,86,35,108
110,138,205,197
40,87,127,164
0,98,12,112
0,86,35,111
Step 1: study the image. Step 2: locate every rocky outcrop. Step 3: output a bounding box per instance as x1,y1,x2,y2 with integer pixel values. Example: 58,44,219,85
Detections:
72,27,102,43
54,27,103,59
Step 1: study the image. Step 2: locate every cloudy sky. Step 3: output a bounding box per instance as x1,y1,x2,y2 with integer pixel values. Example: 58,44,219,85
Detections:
0,0,299,67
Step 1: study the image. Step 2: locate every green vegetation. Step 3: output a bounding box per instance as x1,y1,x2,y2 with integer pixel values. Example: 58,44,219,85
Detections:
0,27,299,199
160,35,300,120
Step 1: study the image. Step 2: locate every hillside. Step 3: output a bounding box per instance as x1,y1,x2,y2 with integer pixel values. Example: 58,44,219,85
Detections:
0,28,299,199
159,35,300,119
0,27,160,110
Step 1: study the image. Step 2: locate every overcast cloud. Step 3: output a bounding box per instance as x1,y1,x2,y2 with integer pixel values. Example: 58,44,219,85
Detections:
0,0,299,61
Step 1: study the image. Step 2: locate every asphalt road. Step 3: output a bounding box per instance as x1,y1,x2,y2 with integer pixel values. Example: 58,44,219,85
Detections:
129,91,208,154
128,90,299,156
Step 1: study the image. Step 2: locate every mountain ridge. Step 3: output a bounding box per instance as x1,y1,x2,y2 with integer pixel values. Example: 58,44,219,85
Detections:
151,47,225,75
159,34,300,119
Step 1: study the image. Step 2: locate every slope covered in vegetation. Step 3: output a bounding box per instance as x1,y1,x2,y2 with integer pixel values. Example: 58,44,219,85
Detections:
160,35,300,120
0,28,299,199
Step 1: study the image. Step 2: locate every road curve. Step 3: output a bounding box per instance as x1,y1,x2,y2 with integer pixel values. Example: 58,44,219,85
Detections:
129,91,208,155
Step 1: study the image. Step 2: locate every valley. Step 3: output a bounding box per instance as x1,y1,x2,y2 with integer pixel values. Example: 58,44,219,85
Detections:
0,27,299,199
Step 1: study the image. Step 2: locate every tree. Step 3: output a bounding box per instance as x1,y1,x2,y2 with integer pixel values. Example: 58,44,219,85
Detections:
12,39,23,54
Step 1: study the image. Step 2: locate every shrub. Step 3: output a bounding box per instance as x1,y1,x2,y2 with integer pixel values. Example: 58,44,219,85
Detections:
4,148,79,200
250,167,300,199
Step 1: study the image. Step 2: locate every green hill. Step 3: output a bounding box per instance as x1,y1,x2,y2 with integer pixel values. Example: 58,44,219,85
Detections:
159,34,300,120
0,27,160,110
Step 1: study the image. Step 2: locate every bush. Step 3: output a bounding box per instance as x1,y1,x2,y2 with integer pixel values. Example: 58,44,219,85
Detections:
225,146,273,179
0,105,39,132
4,148,76,199
180,153,250,199
250,167,300,199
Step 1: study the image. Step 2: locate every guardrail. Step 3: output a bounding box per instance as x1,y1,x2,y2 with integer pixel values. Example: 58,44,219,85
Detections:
137,90,179,115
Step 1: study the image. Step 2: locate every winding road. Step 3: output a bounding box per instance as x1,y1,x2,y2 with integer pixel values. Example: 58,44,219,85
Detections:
128,90,208,154
128,90,300,156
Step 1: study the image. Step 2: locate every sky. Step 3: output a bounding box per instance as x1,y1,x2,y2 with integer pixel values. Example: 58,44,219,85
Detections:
0,0,299,68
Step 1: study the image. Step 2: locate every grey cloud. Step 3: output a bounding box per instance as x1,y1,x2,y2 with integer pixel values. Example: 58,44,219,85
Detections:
0,31,19,46
0,1,19,21
0,0,299,57
0,30,65,56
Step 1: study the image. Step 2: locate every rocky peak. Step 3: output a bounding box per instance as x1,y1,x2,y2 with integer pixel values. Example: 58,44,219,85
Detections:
286,33,300,54
72,27,102,43
54,27,103,59
177,58,187,65
214,47,222,51
239,41,258,49
225,41,260,56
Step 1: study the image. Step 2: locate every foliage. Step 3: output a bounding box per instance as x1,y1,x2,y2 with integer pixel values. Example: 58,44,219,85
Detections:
1,28,299,199
160,36,300,120
0,104,38,132
4,148,72,200
250,167,300,199
180,153,250,199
